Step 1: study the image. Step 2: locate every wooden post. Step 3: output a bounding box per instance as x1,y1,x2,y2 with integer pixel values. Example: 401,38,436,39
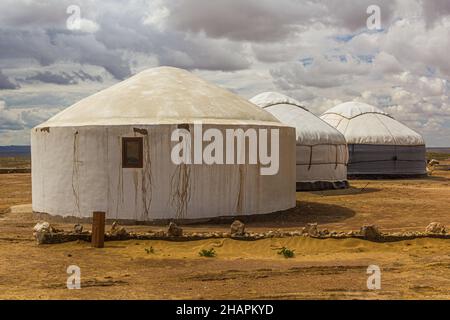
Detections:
92,211,105,248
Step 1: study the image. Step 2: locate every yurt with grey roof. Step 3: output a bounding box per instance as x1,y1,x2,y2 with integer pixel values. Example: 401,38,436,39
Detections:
251,92,349,191
320,102,426,178
31,67,296,222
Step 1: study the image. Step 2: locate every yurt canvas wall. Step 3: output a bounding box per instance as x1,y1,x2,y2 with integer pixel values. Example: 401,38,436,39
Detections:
320,102,426,177
251,92,348,191
31,67,296,222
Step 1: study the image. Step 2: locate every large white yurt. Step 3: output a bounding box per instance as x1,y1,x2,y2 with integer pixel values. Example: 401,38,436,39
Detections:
31,67,296,222
320,101,426,177
250,92,349,191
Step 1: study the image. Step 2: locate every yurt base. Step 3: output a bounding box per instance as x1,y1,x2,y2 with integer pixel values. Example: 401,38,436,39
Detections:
33,207,301,226
296,180,349,192
347,173,428,180
33,211,227,226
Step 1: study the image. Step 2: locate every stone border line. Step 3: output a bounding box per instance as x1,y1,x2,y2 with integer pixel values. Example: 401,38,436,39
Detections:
33,220,449,245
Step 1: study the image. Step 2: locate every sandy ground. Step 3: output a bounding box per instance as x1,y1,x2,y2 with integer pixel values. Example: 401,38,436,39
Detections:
1,170,450,299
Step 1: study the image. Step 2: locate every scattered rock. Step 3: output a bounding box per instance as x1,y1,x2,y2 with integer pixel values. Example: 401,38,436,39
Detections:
425,222,447,234
230,220,245,236
360,225,382,240
36,222,59,233
302,223,318,236
273,230,282,237
167,222,183,237
111,221,119,231
32,222,72,244
33,221,51,233
428,159,440,166
33,222,52,244
31,219,450,245
74,224,83,234
153,230,165,237
110,221,128,237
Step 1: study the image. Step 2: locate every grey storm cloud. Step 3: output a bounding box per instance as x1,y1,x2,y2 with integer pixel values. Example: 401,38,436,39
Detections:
421,0,450,26
0,0,448,79
92,6,251,72
0,70,19,90
0,0,252,78
19,108,59,128
0,101,24,130
163,0,322,42
26,71,77,85
0,100,62,132
0,1,69,28
161,0,396,42
320,0,396,31
0,0,450,145
24,70,103,85
74,70,103,82
0,29,132,80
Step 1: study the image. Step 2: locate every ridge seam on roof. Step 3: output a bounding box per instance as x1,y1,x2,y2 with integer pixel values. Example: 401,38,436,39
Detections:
262,102,309,111
375,113,398,145
321,111,393,120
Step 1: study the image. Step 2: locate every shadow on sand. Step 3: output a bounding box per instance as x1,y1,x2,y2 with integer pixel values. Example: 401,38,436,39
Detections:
423,174,450,182
305,186,381,197
189,201,356,228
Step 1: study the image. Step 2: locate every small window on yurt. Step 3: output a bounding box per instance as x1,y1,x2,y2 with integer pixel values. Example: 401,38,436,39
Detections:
122,137,143,168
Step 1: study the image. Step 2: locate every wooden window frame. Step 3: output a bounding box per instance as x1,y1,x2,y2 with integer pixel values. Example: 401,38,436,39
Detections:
122,137,143,168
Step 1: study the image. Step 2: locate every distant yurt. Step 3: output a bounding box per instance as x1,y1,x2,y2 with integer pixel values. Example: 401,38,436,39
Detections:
320,102,426,177
250,92,349,191
31,67,296,222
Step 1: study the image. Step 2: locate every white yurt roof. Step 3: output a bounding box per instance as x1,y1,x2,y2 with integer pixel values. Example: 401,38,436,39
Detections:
320,101,425,146
250,92,346,146
37,67,282,128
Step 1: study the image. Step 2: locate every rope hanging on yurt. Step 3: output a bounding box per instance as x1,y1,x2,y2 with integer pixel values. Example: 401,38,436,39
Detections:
141,134,153,220
308,146,313,171
335,144,339,169
71,130,81,217
296,143,348,167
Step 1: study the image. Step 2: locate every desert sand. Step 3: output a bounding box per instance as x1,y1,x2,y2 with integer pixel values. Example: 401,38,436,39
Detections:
1,169,450,299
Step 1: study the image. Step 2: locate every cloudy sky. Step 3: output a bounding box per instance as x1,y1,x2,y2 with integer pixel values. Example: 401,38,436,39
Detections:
0,0,449,146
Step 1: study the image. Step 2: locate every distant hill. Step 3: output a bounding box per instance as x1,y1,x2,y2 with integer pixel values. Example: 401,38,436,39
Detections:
426,147,450,161
427,147,450,154
0,146,31,157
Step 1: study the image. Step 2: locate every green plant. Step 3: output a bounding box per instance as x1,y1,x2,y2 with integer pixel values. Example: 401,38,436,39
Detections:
278,247,295,258
199,248,216,258
145,246,155,254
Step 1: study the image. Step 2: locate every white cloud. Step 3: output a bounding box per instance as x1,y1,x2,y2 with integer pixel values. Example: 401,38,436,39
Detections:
0,101,24,131
78,19,100,33
142,0,170,31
